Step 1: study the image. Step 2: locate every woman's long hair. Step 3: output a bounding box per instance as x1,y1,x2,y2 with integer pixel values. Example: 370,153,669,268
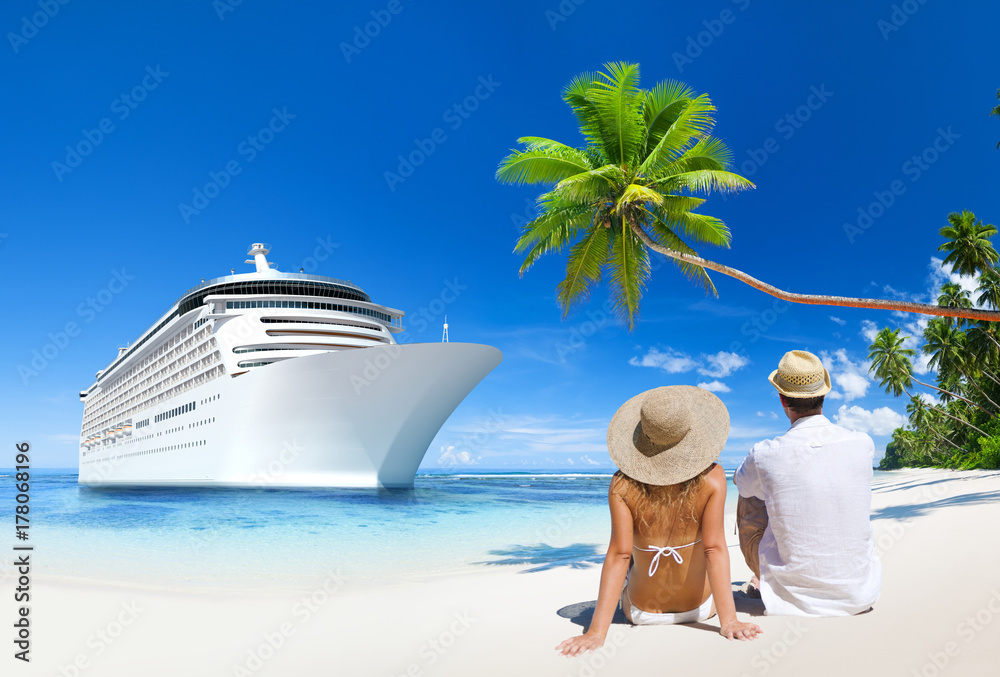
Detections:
611,466,712,538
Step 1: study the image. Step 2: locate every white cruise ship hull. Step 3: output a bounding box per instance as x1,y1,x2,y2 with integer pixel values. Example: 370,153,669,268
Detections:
79,343,501,488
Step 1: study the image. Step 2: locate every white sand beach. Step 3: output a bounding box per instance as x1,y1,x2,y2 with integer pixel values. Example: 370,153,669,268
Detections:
5,468,1000,677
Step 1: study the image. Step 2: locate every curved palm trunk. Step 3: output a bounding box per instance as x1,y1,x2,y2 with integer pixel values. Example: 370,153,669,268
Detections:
923,425,964,452
958,369,1000,412
629,224,1000,323
910,376,991,418
903,387,987,439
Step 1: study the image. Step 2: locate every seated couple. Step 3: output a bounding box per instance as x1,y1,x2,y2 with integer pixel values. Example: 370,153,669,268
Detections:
558,351,882,656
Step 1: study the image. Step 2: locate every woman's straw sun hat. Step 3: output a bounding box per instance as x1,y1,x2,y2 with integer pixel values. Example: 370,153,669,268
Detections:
768,350,831,398
607,386,729,486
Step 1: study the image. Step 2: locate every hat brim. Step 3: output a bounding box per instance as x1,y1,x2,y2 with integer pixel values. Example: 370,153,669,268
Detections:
768,368,832,398
606,386,729,486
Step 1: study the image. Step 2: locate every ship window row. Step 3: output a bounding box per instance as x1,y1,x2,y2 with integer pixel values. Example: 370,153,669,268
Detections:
238,361,274,368
82,439,207,464
260,318,383,331
84,364,224,437
136,419,149,429
233,346,324,354
225,299,391,323
155,401,195,423
200,394,220,405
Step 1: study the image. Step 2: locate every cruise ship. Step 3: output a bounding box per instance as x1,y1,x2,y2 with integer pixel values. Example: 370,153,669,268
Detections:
78,243,502,488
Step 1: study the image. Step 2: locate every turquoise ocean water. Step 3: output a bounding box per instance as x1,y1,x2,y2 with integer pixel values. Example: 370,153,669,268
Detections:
0,470,741,589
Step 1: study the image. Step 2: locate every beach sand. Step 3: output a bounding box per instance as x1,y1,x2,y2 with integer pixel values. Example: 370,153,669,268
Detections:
4,468,1000,676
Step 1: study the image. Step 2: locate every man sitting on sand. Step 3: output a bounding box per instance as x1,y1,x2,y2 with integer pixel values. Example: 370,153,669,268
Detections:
734,350,882,616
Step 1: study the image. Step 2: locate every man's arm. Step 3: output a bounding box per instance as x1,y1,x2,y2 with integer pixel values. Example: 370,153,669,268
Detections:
733,445,764,500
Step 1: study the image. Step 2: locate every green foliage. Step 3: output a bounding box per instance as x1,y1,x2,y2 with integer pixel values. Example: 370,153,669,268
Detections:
870,210,1000,469
496,61,753,329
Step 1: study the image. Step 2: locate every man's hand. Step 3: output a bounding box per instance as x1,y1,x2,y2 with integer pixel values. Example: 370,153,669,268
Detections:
720,619,763,641
556,633,605,656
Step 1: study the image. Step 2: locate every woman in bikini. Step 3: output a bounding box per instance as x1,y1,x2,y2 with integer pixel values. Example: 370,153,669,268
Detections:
557,386,762,656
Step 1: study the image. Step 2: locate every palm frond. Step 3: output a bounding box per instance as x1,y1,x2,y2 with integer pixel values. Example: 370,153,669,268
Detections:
562,71,607,152
659,169,755,194
616,183,663,212
496,146,595,185
648,221,716,295
585,62,645,165
556,226,609,313
607,225,650,329
553,165,627,204
656,205,731,248
639,94,716,176
643,80,697,156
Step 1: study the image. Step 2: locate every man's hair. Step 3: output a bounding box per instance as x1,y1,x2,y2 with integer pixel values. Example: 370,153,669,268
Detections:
782,394,824,414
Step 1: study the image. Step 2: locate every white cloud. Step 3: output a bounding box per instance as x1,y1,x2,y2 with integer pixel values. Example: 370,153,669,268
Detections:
930,256,981,306
833,405,906,436
830,316,847,326
630,347,750,378
918,392,940,406
755,411,779,420
629,347,698,373
579,455,601,466
698,351,750,378
860,320,879,343
437,445,478,466
826,390,844,400
492,415,608,455
820,349,872,402
697,380,731,393
566,457,575,465
913,352,936,375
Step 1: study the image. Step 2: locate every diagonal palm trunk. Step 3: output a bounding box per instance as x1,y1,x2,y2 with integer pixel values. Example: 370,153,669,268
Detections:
957,369,1000,412
903,387,988,438
910,375,991,417
629,223,1000,323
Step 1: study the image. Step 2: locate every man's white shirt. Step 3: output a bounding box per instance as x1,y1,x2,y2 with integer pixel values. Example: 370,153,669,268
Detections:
734,414,882,616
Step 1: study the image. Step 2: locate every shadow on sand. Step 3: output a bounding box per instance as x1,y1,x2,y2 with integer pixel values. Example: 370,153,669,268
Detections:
871,489,1000,521
556,582,765,633
473,543,604,572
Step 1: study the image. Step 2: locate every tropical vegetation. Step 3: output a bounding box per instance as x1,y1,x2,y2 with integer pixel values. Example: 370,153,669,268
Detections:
869,212,1000,470
496,62,1000,328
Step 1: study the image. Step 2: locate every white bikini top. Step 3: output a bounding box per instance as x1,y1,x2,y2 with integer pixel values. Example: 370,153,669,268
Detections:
633,539,702,576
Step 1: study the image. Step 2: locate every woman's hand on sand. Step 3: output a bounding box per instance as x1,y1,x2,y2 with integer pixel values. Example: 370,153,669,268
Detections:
720,619,763,641
556,633,605,656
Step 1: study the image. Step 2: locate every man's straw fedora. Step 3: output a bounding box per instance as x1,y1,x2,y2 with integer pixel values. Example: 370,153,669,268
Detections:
607,386,729,486
768,350,831,398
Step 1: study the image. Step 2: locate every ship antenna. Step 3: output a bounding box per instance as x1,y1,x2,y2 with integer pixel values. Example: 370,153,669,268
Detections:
245,243,275,274
442,316,449,343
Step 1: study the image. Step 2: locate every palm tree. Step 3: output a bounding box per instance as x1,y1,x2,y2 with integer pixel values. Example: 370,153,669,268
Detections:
906,396,962,454
976,268,1000,309
867,327,987,436
938,210,998,276
497,63,1000,326
922,319,998,412
938,283,972,328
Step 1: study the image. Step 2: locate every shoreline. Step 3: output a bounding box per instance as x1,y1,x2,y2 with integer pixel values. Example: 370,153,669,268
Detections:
3,469,999,676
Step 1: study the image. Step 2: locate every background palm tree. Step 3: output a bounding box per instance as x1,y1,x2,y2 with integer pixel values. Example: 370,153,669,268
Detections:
938,210,998,276
497,63,1000,326
937,283,972,327
867,327,987,436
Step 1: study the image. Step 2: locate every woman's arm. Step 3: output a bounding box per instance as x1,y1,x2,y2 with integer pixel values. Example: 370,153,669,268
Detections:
556,477,633,656
701,464,763,641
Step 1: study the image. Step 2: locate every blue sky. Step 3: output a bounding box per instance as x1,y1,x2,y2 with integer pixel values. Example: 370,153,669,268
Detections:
3,0,998,472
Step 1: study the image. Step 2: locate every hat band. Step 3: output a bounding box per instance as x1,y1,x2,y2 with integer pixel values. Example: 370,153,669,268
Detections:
775,371,825,395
